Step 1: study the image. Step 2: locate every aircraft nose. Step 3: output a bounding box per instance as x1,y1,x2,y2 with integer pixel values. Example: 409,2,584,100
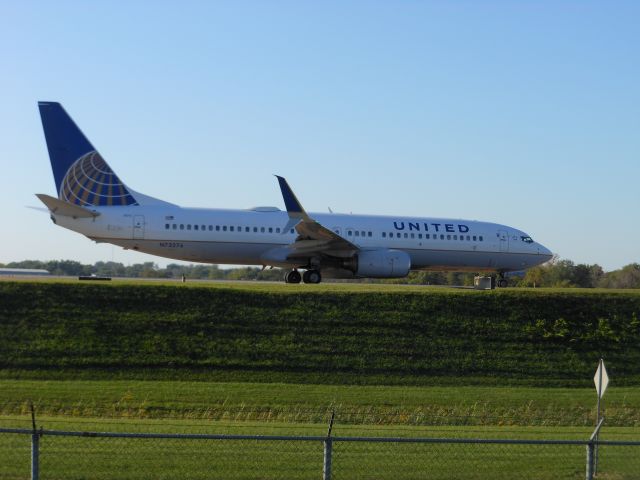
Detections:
538,244,553,261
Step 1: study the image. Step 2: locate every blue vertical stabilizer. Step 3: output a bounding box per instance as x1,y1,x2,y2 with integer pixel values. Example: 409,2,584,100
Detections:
38,102,138,206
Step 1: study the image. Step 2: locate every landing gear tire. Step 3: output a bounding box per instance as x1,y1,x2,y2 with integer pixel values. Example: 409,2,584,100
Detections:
302,269,322,284
284,270,302,284
497,277,508,288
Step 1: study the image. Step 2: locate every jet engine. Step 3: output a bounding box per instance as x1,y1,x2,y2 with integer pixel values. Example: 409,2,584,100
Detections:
343,249,411,278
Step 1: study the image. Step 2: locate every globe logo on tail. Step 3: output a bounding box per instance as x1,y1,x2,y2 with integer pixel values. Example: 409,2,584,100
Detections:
60,151,138,207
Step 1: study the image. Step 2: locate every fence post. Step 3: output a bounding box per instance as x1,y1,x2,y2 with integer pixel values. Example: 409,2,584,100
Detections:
30,402,39,480
323,410,335,480
31,433,39,480
585,442,594,480
323,438,332,480
586,417,604,480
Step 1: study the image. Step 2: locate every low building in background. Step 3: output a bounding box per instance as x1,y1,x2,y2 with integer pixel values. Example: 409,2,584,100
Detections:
0,268,50,276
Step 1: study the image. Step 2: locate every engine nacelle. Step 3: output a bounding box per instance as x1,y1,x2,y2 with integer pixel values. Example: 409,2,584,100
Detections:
344,249,411,278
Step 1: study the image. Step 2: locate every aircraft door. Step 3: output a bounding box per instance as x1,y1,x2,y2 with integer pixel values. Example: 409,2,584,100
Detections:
498,230,509,252
133,215,145,239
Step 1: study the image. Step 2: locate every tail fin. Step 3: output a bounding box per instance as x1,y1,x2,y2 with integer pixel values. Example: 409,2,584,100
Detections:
38,102,138,207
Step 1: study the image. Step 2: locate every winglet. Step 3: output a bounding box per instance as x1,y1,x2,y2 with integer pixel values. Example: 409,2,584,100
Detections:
275,176,311,234
275,176,308,216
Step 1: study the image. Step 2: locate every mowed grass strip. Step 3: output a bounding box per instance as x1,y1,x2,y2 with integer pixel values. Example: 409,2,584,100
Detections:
1,380,640,427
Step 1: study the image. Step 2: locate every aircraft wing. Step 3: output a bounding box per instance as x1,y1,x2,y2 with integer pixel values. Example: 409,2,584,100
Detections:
275,176,358,259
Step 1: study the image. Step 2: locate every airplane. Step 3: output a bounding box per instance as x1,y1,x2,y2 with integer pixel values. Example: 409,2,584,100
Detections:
36,101,553,286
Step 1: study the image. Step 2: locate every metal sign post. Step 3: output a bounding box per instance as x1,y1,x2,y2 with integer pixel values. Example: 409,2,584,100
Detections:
594,359,609,425
593,359,609,476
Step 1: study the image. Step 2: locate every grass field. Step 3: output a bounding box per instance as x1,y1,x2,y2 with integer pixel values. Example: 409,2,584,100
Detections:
2,279,640,478
2,280,640,386
2,386,639,480
1,379,640,428
1,412,638,480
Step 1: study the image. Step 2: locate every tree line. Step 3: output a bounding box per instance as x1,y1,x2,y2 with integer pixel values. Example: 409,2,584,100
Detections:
2,257,639,288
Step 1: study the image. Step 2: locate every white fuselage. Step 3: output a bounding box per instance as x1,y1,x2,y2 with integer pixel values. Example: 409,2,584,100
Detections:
52,204,552,274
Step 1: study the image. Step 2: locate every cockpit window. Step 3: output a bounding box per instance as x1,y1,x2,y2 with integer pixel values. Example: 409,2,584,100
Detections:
521,236,533,243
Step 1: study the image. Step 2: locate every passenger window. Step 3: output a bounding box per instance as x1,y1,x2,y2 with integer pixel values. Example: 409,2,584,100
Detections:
216,226,220,231
355,231,360,237
172,224,177,230
261,227,265,233
230,226,234,232
404,233,408,239
269,227,273,233
187,224,192,230
453,235,457,240
446,234,451,240
253,227,258,232
479,236,483,241
425,234,429,239
466,235,470,241
473,235,477,241
348,231,352,236
411,233,415,239
209,226,213,231
440,234,444,240
382,232,386,238
276,228,281,233
165,224,169,229
368,232,372,237
194,225,199,231
223,226,227,231
180,224,184,230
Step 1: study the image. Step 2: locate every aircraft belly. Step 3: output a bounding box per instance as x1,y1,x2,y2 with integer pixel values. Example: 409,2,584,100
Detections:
409,249,545,272
97,238,284,265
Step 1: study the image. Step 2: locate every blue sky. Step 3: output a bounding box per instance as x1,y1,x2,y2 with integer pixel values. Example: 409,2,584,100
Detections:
1,1,638,270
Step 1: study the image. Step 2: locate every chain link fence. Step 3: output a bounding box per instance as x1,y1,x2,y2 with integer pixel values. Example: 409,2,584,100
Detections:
1,426,639,480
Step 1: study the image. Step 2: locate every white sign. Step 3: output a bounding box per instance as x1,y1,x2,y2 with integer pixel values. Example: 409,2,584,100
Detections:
594,360,609,399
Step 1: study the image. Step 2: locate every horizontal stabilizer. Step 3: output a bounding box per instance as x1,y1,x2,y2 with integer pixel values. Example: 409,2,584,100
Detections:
35,194,100,218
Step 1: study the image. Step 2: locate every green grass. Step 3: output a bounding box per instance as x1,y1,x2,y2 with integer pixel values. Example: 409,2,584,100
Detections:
2,280,640,386
1,379,639,427
2,280,640,478
1,414,638,480
4,275,640,294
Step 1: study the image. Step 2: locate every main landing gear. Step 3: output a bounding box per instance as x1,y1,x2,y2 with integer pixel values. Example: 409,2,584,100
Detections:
497,273,508,288
284,269,301,284
284,269,322,284
303,269,322,284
